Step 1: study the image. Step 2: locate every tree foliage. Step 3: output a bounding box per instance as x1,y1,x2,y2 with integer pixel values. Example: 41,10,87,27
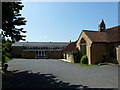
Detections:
72,48,82,63
1,2,26,66
2,2,27,42
80,55,88,64
2,38,12,65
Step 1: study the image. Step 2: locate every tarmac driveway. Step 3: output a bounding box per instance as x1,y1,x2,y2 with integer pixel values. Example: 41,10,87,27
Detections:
3,59,119,89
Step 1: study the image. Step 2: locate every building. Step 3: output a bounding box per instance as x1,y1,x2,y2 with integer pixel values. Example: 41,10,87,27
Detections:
76,20,120,64
116,46,120,64
63,20,120,65
63,42,76,62
11,42,70,59
11,20,120,65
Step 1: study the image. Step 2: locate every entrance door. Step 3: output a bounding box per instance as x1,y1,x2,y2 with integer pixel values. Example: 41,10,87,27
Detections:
36,51,46,59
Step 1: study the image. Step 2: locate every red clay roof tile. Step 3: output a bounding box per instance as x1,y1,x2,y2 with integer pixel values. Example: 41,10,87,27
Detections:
83,25,120,42
63,42,76,53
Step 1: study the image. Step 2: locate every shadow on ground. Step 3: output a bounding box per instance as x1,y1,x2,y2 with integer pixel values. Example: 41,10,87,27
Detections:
2,70,117,90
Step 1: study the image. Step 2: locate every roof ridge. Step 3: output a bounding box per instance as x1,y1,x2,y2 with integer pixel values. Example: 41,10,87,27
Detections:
18,42,70,43
83,30,98,32
105,25,120,30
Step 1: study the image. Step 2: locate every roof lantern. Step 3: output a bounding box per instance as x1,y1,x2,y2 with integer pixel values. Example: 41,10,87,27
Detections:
98,19,106,32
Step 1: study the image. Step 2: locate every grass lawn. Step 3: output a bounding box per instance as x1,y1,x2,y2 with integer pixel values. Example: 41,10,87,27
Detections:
59,60,98,66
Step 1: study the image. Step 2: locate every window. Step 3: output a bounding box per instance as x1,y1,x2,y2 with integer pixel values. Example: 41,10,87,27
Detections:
80,38,86,55
80,38,86,45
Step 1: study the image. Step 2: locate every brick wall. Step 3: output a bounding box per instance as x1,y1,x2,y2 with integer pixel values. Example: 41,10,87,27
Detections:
11,46,23,58
23,51,36,59
47,51,63,59
91,43,108,64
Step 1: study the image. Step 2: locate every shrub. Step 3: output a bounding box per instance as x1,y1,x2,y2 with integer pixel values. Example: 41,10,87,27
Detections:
2,38,12,65
72,48,82,63
80,55,88,64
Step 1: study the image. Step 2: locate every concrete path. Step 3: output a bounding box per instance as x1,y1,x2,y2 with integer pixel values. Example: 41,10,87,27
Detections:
4,59,119,89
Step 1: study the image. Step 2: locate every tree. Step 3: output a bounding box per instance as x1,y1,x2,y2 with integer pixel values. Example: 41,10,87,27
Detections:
2,2,27,42
1,2,27,71
72,48,82,63
2,38,12,65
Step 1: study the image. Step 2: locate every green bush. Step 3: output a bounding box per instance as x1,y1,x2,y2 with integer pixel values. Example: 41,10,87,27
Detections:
72,48,82,63
2,38,12,65
80,55,88,64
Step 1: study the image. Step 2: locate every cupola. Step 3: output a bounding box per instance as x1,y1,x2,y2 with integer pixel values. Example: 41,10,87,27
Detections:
98,19,106,32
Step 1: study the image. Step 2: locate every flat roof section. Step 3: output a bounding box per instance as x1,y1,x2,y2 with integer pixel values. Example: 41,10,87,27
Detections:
12,42,70,47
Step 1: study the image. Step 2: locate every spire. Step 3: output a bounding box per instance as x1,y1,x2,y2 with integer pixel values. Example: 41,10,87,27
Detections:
98,19,106,32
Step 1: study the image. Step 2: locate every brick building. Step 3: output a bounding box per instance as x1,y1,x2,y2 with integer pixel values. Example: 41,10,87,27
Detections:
64,20,120,65
11,42,70,59
63,42,76,62
11,20,120,65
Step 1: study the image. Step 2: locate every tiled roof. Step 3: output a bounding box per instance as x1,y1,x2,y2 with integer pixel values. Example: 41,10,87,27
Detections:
83,25,120,42
63,42,76,53
84,30,107,42
105,25,120,42
12,42,70,47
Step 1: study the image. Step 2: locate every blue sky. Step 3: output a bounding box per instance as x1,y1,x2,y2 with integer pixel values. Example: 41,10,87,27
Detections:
21,2,118,42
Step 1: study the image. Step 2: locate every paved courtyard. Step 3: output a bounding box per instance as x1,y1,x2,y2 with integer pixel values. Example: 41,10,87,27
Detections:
3,59,119,89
